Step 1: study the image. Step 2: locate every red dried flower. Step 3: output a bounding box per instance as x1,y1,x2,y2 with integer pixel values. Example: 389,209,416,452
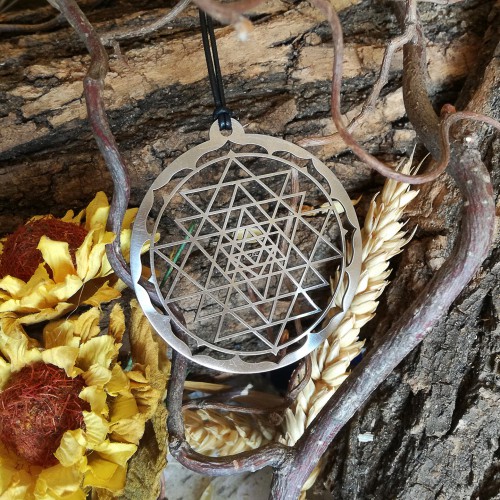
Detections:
0,217,88,282
0,362,90,467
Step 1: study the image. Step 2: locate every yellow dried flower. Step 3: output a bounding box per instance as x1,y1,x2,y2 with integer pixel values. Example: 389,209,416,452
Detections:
0,192,140,325
0,306,160,499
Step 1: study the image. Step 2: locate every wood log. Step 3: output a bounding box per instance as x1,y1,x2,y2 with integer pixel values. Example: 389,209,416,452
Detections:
0,0,498,497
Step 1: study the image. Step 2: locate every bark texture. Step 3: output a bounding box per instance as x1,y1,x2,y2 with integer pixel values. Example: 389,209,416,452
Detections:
0,0,499,498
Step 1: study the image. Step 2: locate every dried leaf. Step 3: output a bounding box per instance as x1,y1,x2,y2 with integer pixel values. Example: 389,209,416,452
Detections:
119,300,170,500
129,300,170,394
109,303,125,343
121,403,168,500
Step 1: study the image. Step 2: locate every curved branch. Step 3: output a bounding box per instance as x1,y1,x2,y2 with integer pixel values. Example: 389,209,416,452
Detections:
1,1,190,41
271,146,495,496
99,0,191,46
301,0,418,147
270,127,496,499
309,0,499,185
0,3,57,24
171,440,291,475
0,0,103,35
167,338,292,475
50,0,163,306
269,6,498,499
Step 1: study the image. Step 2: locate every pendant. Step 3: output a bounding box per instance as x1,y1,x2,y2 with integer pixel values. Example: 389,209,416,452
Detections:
131,119,361,373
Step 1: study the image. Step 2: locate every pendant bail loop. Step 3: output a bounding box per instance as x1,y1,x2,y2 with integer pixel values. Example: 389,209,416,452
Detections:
213,106,232,131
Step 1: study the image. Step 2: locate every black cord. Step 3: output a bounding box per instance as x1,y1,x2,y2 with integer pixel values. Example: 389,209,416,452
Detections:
199,10,232,131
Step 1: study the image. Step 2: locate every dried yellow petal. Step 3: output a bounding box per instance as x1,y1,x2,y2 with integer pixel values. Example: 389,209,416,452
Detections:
37,237,76,283
83,411,109,448
54,429,86,467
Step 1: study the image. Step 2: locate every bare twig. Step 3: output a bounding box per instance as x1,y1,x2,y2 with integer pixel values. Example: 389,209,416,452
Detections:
0,2,55,21
188,392,285,409
168,338,292,474
48,0,176,308
301,0,418,146
0,14,65,34
347,1,415,132
49,0,133,288
271,124,496,500
183,399,283,418
307,0,499,185
0,0,102,35
0,0,189,43
99,0,191,47
171,432,290,475
193,0,263,25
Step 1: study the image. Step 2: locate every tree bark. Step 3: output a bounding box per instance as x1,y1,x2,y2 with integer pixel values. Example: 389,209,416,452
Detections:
0,0,499,498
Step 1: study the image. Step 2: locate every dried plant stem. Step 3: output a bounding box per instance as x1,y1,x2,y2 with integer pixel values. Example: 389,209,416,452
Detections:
99,0,191,46
0,14,65,33
281,159,418,494
301,2,417,147
306,0,500,185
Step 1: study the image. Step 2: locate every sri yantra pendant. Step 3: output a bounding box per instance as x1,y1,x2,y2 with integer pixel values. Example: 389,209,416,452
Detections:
131,119,361,373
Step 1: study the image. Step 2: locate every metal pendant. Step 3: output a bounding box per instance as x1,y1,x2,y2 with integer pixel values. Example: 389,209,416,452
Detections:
131,119,361,373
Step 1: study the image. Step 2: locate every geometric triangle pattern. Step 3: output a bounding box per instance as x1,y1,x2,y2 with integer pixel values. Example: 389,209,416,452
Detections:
153,154,344,356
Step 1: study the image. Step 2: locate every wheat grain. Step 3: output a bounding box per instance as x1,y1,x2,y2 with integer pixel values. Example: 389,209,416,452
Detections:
184,407,276,456
280,157,418,495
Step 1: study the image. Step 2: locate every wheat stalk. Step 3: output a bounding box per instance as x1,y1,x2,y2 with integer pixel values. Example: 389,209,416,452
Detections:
281,157,418,496
184,408,276,456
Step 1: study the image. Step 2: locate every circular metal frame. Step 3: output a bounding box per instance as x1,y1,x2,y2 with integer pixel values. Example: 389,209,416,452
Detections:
131,119,361,373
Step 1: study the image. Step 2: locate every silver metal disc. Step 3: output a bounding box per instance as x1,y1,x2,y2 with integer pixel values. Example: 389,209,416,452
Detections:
131,119,361,373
